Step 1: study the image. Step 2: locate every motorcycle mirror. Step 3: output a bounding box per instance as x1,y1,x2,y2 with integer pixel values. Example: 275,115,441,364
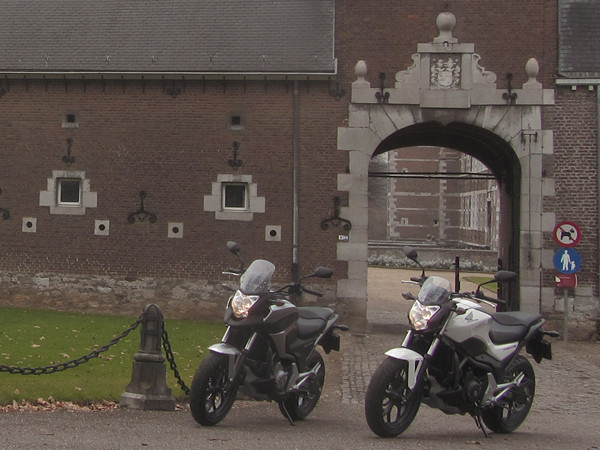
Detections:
226,241,240,254
403,246,419,261
403,246,426,280
493,270,517,283
226,241,245,273
313,266,334,279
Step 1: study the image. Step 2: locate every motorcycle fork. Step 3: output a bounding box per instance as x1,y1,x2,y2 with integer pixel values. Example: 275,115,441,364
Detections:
413,317,453,389
224,331,258,391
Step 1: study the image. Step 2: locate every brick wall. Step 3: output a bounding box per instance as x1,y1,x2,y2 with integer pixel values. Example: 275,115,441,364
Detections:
0,77,348,316
335,0,557,89
547,88,599,292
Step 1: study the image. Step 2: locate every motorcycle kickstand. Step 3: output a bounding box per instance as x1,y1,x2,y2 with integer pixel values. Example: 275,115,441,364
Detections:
473,410,490,438
278,401,296,426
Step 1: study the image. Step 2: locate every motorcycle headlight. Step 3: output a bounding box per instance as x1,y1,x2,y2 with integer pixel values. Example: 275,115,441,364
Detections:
408,301,440,331
230,290,259,318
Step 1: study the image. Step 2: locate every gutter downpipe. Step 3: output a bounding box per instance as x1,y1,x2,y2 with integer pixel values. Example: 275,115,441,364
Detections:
597,87,600,337
292,80,300,284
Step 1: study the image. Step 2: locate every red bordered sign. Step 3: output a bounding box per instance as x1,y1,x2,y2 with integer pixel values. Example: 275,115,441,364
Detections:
553,221,581,247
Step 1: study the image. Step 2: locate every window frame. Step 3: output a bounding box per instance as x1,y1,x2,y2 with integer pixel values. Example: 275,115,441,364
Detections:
39,170,97,215
222,182,248,211
204,173,265,221
56,178,82,206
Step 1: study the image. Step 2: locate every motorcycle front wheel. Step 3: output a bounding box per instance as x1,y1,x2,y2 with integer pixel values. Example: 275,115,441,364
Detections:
190,353,239,426
481,355,535,433
278,350,325,421
364,357,422,438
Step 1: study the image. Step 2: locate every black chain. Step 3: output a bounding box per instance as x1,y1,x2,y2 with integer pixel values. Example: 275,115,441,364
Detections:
1,312,193,396
162,327,191,395
0,317,143,375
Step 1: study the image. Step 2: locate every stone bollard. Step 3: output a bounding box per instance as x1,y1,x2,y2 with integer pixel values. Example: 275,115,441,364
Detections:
120,304,176,411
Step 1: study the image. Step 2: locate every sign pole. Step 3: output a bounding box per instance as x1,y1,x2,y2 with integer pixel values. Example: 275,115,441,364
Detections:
553,220,581,343
563,288,569,342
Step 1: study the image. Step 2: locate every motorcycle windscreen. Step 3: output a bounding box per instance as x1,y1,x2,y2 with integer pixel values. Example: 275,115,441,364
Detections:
418,276,452,305
240,259,276,294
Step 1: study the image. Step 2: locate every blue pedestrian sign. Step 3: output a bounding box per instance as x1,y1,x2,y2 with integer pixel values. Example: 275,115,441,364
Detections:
553,248,581,274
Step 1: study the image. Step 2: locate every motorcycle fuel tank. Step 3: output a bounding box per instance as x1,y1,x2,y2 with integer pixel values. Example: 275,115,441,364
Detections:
445,306,518,361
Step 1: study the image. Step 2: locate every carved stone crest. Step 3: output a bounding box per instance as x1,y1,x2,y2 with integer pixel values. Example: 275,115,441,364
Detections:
430,56,461,89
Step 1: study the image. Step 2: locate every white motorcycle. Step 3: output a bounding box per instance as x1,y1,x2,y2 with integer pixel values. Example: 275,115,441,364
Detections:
365,246,559,438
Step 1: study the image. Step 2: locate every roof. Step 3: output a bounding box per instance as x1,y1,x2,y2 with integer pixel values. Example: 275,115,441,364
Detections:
558,0,600,79
0,0,336,78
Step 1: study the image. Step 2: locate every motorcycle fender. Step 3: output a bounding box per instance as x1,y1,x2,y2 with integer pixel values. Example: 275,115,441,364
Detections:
385,347,423,390
208,343,240,380
208,343,241,357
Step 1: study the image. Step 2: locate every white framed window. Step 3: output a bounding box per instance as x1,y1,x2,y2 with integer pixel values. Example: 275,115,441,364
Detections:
57,178,82,206
39,170,97,215
62,113,79,128
222,183,248,210
228,113,245,131
204,174,265,221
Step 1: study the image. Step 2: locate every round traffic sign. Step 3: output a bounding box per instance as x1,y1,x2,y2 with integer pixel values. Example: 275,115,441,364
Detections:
553,247,581,274
553,221,581,247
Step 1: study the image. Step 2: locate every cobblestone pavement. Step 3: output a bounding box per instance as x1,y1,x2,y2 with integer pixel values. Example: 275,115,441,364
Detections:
340,330,600,415
343,267,600,415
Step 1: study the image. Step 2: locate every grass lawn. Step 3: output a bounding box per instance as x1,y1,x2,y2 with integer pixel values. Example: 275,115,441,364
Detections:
463,276,498,293
0,306,224,405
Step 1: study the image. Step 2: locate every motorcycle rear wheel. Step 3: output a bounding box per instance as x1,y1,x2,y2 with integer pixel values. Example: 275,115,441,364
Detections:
364,357,422,438
278,350,325,421
481,355,535,433
190,353,238,426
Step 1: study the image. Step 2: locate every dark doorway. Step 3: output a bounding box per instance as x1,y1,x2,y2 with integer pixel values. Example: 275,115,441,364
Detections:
370,121,521,309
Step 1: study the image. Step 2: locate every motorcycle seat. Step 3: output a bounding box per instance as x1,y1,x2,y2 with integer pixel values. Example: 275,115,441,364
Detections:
489,312,543,345
296,307,335,338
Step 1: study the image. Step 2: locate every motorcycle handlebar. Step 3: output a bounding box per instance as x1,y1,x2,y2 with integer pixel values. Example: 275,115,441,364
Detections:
459,291,506,305
478,292,506,304
301,287,324,297
223,269,242,276
273,283,323,297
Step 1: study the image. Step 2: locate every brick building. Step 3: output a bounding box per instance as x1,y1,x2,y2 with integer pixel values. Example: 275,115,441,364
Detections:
0,1,597,339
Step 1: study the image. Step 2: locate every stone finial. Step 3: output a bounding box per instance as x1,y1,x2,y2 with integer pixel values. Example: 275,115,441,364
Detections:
523,58,542,89
354,60,368,83
433,12,458,44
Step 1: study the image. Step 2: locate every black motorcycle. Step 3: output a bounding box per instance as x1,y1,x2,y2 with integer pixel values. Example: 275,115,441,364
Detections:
190,241,347,426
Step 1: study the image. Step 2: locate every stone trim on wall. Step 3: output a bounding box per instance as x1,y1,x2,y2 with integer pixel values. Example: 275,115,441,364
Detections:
335,11,555,318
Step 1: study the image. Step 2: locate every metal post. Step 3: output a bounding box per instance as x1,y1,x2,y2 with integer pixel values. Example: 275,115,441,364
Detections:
120,304,175,410
563,289,569,342
454,256,460,292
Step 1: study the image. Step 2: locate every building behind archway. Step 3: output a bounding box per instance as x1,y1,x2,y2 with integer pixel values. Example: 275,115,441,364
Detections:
0,1,596,339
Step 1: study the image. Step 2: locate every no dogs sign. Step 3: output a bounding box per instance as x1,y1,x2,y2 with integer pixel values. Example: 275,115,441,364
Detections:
553,221,581,247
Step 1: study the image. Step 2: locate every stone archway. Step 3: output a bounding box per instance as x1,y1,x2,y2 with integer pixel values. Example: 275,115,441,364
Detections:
335,12,555,318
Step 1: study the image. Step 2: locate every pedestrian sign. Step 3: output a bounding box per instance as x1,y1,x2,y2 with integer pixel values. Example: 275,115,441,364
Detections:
553,221,581,247
553,248,581,274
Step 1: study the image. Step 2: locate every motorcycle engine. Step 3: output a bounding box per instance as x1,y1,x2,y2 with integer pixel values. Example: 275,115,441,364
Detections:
464,373,487,403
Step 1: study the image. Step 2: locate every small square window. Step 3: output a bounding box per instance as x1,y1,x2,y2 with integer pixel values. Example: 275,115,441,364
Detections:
62,113,79,128
57,178,81,205
229,114,245,130
223,183,247,210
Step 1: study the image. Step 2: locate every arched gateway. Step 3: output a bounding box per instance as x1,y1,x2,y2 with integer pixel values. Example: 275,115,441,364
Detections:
335,12,554,318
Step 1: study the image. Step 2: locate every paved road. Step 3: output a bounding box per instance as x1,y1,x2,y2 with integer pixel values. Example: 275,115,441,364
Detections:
2,268,600,449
